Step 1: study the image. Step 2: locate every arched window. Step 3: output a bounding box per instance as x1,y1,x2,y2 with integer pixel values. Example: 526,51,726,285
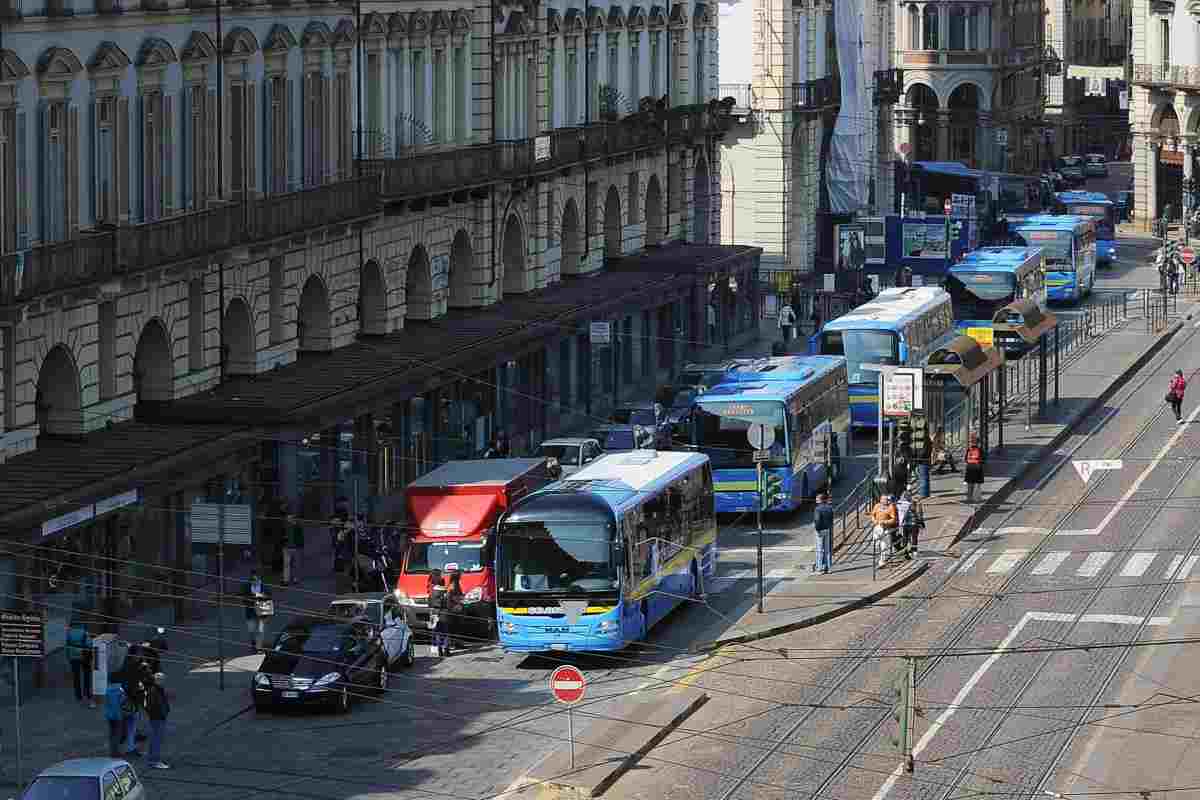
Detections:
908,5,921,49
949,6,966,49
922,5,939,50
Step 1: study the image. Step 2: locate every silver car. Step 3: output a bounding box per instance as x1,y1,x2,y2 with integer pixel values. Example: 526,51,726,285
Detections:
20,759,147,800
539,437,603,476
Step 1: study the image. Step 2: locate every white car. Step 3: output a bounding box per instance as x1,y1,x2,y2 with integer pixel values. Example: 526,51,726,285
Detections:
539,437,603,477
20,758,147,800
328,593,416,669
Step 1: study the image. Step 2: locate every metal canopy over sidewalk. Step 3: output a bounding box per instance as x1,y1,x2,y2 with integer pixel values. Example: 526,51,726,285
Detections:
0,243,761,538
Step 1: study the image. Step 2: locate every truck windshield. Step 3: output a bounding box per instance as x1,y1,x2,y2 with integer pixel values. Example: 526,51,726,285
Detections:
497,521,618,594
818,329,901,385
406,541,485,574
692,400,788,468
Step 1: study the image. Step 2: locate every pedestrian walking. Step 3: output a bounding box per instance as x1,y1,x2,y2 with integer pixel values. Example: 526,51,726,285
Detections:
427,569,450,656
930,427,957,474
1168,369,1188,423
900,488,925,557
812,493,834,574
121,661,148,757
445,571,465,651
889,447,911,499
104,680,130,757
964,434,985,503
65,617,95,707
283,509,304,585
777,303,797,345
243,570,271,652
915,429,932,498
871,495,900,567
145,672,171,770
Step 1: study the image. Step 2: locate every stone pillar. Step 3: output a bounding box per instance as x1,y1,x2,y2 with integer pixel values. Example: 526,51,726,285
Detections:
936,111,950,161
1183,137,1195,217
1144,138,1159,230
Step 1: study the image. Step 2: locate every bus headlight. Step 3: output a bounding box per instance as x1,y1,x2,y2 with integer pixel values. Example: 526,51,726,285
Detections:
502,621,517,634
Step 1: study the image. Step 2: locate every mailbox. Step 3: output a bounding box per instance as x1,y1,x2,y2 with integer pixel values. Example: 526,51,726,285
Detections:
991,298,1057,357
925,334,1005,388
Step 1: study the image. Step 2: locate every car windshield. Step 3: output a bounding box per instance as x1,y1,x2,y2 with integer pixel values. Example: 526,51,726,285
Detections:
22,777,100,800
497,520,618,594
276,625,348,654
613,409,656,426
1016,230,1073,268
405,540,485,574
692,400,788,468
1060,156,1082,167
541,444,581,466
818,329,901,384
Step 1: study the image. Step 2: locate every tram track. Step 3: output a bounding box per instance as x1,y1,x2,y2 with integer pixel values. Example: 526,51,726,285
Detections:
710,318,1200,800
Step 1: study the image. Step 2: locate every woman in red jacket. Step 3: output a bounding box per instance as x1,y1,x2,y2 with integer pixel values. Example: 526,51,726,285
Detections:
1168,370,1187,423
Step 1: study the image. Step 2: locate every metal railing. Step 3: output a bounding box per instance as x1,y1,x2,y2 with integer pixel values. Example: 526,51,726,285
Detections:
0,175,379,305
793,77,838,111
1133,63,1200,87
719,83,755,109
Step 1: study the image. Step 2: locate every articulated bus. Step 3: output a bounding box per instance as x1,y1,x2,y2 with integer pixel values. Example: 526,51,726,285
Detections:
812,287,957,428
946,246,1046,326
1011,215,1096,303
687,355,850,514
1054,191,1117,266
494,450,715,652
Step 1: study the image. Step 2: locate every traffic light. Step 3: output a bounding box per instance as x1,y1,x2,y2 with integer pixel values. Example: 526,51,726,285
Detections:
762,472,785,510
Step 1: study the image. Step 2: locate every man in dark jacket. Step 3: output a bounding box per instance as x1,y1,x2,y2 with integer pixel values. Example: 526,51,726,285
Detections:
145,672,171,769
812,493,834,574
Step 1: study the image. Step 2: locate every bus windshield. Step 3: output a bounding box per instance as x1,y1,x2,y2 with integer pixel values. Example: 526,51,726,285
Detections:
947,271,1017,301
693,400,788,468
497,521,618,594
1063,204,1114,237
818,329,901,385
1016,231,1073,269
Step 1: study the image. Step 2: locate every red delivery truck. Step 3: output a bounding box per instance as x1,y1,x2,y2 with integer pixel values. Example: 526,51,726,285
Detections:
397,458,553,639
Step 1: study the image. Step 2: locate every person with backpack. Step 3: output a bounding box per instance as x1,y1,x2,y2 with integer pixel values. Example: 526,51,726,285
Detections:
777,303,797,344
1168,369,1187,423
964,434,985,503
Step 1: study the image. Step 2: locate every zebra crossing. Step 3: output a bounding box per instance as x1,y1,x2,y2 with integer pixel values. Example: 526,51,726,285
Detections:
950,548,1200,580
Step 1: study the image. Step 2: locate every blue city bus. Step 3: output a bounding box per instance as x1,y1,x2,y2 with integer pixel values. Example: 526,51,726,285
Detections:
689,355,850,514
812,287,957,428
1053,191,1117,266
494,450,716,652
908,162,1043,229
1011,215,1097,303
946,246,1046,326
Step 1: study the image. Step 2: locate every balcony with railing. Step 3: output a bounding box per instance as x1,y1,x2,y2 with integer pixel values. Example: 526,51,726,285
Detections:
0,176,379,305
361,103,733,203
718,83,755,110
1133,63,1200,88
793,77,838,112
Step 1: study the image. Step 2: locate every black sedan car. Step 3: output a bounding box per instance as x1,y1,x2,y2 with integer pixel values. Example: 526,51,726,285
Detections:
252,617,390,713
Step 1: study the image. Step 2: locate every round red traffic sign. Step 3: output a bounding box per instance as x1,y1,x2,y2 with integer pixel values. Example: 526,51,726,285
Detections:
1181,247,1196,265
550,665,587,705
943,198,952,215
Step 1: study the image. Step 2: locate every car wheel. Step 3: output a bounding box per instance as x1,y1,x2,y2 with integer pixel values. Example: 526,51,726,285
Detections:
402,638,416,668
377,664,389,694
337,684,351,713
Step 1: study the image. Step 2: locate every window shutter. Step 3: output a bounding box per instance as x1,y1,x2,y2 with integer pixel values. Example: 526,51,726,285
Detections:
180,87,191,209
132,94,144,223
206,89,217,202
230,84,244,194
286,78,295,191
116,97,129,222
262,77,273,195
300,73,309,186
66,103,79,236
246,82,257,195
90,99,98,224
163,93,174,215
14,109,26,249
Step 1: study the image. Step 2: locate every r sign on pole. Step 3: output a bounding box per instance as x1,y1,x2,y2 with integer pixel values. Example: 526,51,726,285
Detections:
550,665,587,769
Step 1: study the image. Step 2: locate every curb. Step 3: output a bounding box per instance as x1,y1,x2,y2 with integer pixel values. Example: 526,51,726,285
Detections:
693,561,931,652
949,317,1186,548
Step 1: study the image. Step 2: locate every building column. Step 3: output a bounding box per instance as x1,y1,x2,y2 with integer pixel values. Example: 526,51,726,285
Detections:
936,110,950,161
1183,136,1196,217
1144,137,1159,230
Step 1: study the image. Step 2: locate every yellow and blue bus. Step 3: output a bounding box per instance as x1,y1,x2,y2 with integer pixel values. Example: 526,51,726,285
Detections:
1053,191,1117,266
687,355,849,514
494,450,715,652
946,246,1045,324
1011,215,1096,303
812,287,957,428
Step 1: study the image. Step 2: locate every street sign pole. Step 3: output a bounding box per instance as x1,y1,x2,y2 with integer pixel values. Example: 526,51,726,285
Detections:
550,666,587,768
746,423,774,615
14,655,20,790
757,460,764,614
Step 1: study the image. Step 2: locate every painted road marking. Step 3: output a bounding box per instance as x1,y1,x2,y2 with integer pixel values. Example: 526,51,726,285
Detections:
1163,555,1184,579
986,549,1030,574
722,546,815,555
1031,551,1071,575
870,611,1172,800
766,568,791,579
1178,556,1199,581
1120,552,1157,577
1057,529,1099,536
953,550,989,574
1077,552,1115,577
1057,402,1200,536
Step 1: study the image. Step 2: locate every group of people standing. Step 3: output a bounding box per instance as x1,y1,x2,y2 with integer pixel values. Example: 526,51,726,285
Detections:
426,569,465,657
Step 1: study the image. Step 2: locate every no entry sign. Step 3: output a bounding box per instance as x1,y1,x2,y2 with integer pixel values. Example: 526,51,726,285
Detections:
1181,247,1196,265
550,665,587,704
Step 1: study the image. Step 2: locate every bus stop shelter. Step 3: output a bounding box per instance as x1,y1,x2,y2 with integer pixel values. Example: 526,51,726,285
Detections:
924,335,1006,453
992,298,1059,417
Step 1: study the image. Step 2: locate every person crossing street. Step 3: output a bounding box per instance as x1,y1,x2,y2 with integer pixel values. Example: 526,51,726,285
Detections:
812,493,834,574
1168,369,1188,423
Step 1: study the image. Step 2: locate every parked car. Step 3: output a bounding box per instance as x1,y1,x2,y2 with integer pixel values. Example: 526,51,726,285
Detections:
19,759,146,800
539,437,603,477
1115,190,1134,222
253,617,393,713
1085,153,1108,177
328,593,415,669
1057,156,1086,185
611,402,669,447
588,423,653,452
